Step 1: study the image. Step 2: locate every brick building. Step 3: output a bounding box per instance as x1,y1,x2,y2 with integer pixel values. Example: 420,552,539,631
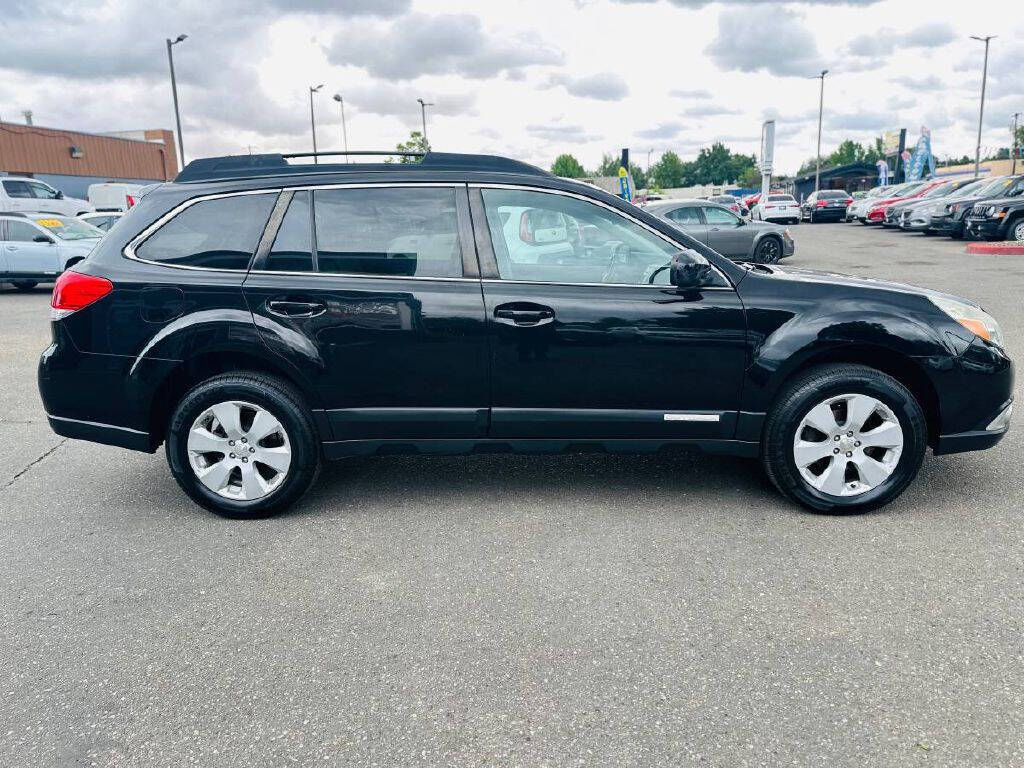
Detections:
0,122,178,198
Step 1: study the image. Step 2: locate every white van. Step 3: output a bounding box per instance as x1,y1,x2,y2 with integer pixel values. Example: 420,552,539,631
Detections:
87,182,145,212
0,177,94,216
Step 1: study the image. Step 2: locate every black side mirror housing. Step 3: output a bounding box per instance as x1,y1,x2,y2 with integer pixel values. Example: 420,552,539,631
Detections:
33,235,54,243
55,190,64,199
669,250,713,291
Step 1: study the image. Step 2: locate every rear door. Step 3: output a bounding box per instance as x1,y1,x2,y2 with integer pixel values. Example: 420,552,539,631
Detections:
701,205,751,259
2,180,35,213
243,184,490,443
662,205,709,245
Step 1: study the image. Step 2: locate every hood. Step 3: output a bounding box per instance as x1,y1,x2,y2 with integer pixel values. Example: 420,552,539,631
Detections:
972,196,1021,208
757,263,976,306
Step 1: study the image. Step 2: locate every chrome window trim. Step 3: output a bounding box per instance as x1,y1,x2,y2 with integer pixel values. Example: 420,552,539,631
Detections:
124,188,282,272
469,182,734,290
124,183,467,274
247,269,476,283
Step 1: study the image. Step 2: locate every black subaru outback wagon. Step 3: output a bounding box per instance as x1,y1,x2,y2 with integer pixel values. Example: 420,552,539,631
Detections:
39,152,1013,518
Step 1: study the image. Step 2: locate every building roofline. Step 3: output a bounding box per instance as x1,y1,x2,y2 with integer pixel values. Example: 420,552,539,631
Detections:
0,121,170,146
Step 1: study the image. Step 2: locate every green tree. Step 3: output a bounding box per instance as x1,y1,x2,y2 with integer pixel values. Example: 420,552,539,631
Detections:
629,163,648,190
739,165,761,188
551,153,586,178
688,142,756,185
593,152,623,177
650,151,686,188
387,130,430,163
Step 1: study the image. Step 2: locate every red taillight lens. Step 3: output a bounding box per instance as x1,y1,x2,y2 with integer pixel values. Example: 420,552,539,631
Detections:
51,271,113,320
126,194,136,208
765,205,776,209
816,200,827,207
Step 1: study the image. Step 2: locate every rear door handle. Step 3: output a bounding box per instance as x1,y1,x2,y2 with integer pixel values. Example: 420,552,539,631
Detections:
494,304,555,327
266,299,327,318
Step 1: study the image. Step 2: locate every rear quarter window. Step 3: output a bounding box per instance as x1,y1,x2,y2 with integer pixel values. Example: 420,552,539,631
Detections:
134,193,276,270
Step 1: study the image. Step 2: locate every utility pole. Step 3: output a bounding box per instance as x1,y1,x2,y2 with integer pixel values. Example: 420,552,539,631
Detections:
166,34,188,169
812,69,828,192
309,84,323,163
970,35,996,179
416,98,433,146
1012,112,1021,176
333,93,349,160
646,148,652,172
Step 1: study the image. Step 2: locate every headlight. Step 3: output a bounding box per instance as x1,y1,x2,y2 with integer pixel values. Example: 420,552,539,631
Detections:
783,228,792,239
930,296,1005,348
985,205,997,217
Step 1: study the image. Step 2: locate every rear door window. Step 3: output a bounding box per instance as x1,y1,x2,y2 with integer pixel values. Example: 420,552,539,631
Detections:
665,206,703,224
135,193,276,270
266,191,313,272
313,187,463,278
3,180,33,198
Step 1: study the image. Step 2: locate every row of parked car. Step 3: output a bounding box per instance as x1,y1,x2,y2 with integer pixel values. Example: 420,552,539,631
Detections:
845,175,1024,241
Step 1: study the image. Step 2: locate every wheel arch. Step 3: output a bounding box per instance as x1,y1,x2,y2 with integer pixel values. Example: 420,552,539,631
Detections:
145,348,328,450
766,344,941,446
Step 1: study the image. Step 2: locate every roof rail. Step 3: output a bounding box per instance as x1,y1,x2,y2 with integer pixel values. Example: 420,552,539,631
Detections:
174,151,551,183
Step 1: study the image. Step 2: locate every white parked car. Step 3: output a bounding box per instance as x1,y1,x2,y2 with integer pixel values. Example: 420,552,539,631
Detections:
87,182,145,212
753,194,800,224
499,205,575,264
0,177,94,216
79,211,124,231
0,214,102,290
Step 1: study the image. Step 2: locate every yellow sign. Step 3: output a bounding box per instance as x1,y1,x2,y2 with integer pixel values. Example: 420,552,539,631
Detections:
35,218,63,228
617,166,628,177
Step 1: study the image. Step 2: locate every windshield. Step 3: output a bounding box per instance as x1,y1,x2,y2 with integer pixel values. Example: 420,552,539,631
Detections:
894,182,925,197
947,179,986,199
973,176,1015,198
818,191,849,199
867,186,892,197
34,216,103,241
921,183,956,198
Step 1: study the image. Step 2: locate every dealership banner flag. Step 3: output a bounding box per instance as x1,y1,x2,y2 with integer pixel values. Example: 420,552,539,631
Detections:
907,127,936,182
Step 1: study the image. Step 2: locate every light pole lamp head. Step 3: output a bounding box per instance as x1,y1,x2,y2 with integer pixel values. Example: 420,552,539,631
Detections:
171,34,187,45
333,93,343,102
311,83,324,94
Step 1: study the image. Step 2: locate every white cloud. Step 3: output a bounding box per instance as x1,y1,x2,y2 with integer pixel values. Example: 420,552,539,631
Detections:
705,6,825,77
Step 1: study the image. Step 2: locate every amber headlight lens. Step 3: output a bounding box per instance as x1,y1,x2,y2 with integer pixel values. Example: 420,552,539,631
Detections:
930,296,1005,348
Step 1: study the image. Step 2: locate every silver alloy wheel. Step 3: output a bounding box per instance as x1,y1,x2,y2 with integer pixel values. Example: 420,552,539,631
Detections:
792,393,904,497
1013,220,1024,242
186,400,292,501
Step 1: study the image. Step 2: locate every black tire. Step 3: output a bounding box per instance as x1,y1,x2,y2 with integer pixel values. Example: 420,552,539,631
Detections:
761,364,927,514
165,372,321,518
1008,217,1024,243
12,280,38,291
753,236,783,264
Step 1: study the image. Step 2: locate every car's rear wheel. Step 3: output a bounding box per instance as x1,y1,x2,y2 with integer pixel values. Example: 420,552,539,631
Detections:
12,280,38,291
166,372,321,518
762,364,927,514
754,236,782,264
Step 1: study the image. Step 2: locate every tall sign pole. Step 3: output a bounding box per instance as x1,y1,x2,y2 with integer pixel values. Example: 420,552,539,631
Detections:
760,120,775,212
970,35,996,179
1012,112,1021,176
813,70,828,192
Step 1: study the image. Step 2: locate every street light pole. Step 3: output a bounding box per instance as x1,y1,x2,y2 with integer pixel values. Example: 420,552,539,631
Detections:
416,98,433,146
970,35,996,179
813,69,828,193
332,93,349,160
1011,111,1020,176
165,34,188,171
309,84,323,164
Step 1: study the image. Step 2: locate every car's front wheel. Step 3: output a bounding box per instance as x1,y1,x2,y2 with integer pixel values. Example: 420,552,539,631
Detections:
166,372,321,518
762,364,927,514
754,236,782,264
1010,218,1024,242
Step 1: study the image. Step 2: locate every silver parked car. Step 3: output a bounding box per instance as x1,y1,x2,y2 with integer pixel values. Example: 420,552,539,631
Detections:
646,200,795,263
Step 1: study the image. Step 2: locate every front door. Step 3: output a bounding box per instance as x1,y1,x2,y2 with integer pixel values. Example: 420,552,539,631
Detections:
472,186,747,441
662,204,709,245
243,185,490,443
1,219,61,276
700,205,751,259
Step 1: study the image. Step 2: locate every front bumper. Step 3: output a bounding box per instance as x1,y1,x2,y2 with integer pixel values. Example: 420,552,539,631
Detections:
929,214,965,236
934,400,1013,455
964,217,1005,240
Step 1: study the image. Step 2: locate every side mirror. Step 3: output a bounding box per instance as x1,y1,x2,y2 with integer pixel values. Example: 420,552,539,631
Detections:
670,250,713,291
55,190,64,199
33,235,54,244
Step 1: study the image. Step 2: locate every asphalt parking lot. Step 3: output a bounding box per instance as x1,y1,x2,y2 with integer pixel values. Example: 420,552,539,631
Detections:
2,223,1021,767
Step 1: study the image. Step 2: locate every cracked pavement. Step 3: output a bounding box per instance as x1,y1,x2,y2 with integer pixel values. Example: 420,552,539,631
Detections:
1,225,1022,767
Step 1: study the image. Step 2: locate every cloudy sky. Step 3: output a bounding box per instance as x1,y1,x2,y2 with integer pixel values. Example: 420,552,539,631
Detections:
0,0,1020,175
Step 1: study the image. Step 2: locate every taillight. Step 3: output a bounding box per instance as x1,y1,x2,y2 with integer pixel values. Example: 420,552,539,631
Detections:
765,205,776,209
519,211,534,244
816,200,827,207
126,194,136,208
51,271,113,320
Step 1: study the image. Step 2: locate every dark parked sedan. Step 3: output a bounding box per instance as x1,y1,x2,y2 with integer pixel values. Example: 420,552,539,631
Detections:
801,190,853,222
646,199,794,263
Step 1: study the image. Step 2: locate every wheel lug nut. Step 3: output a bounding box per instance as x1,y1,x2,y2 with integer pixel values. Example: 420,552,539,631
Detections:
229,453,235,459
228,440,234,446
846,451,853,457
847,431,853,437
855,441,861,447
834,435,840,441
833,448,840,454
241,457,248,463
249,447,255,453
241,438,247,443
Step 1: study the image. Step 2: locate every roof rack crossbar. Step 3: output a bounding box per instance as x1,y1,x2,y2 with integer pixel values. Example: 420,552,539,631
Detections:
282,150,425,159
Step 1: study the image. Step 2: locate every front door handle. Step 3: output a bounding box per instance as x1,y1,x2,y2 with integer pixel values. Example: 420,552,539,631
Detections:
494,303,555,327
266,299,327,318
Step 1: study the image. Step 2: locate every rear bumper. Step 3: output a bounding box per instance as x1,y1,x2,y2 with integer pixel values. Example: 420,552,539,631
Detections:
46,413,152,452
809,209,847,220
